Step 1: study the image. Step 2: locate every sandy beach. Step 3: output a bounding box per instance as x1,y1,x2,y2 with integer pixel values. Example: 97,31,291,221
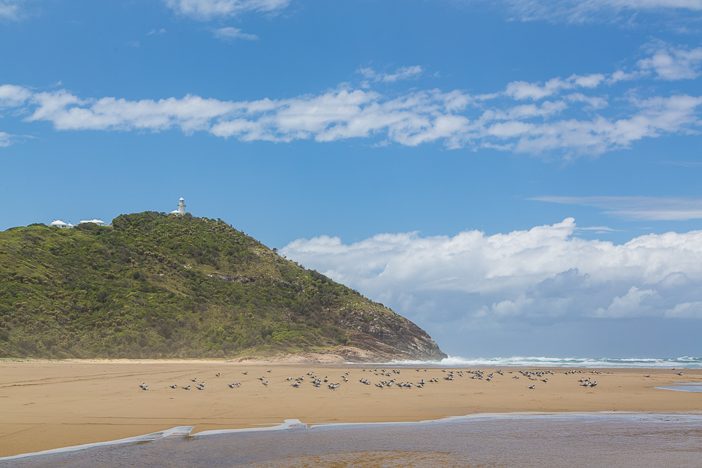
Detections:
1,360,701,457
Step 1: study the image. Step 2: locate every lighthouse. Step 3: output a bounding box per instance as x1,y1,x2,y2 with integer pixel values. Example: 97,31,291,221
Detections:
171,197,187,216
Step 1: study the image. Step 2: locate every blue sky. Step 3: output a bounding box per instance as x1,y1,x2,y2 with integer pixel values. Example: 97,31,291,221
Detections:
2,0,702,357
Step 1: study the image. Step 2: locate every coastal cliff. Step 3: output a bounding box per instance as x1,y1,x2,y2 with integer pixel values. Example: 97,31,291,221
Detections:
0,212,445,361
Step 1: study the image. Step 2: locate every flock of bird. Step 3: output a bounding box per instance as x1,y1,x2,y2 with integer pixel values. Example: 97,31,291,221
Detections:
137,367,607,392
579,377,598,388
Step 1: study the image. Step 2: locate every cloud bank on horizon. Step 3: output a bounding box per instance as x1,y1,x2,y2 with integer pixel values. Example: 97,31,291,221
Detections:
1,42,701,157
281,218,702,338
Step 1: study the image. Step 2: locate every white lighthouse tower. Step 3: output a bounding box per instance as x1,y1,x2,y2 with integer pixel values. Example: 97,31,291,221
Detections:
177,197,186,215
171,197,187,216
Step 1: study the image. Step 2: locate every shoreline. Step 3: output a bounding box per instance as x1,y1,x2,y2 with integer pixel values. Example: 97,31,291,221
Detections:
1,356,701,368
2,360,701,457
4,411,702,462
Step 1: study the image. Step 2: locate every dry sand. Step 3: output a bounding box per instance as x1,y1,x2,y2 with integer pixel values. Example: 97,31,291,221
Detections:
1,359,700,457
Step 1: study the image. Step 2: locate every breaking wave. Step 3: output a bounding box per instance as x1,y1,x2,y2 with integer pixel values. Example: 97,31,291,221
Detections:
384,356,702,368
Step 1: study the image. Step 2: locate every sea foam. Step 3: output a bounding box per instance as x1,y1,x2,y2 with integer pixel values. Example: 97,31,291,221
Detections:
380,355,702,368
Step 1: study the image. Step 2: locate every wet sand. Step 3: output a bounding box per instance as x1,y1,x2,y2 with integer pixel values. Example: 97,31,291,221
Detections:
1,360,701,457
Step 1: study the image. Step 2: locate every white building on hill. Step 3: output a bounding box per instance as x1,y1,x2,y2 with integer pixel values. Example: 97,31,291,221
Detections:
50,220,73,228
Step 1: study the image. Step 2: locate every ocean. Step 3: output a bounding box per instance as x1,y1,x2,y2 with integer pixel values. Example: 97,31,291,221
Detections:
383,355,702,368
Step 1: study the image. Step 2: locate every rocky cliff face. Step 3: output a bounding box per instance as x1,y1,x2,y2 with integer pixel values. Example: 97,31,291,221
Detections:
335,305,445,361
0,212,445,361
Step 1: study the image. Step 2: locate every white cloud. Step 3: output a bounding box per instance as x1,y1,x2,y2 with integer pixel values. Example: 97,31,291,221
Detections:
147,28,167,36
594,287,658,318
22,86,477,148
359,66,424,84
638,45,702,80
576,225,620,234
478,100,568,122
508,94,702,155
5,84,700,156
27,91,238,132
608,70,641,83
2,44,701,156
164,0,290,20
212,26,258,41
505,74,606,101
665,301,702,318
0,84,31,107
532,196,702,221
497,0,702,23
564,93,608,110
504,80,561,101
281,218,702,327
0,131,11,147
0,1,19,20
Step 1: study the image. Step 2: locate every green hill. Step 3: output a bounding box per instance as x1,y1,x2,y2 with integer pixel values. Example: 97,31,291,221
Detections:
0,212,445,361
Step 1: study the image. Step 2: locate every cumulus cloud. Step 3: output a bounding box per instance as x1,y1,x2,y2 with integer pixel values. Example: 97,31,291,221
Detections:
281,219,702,331
0,131,12,147
212,26,258,41
164,0,290,20
532,196,702,221
0,84,31,107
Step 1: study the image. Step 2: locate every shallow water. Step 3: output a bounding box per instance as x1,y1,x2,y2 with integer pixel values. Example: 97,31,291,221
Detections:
658,383,702,393
4,413,702,467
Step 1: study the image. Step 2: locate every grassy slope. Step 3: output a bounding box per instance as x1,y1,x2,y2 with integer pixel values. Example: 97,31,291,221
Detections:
0,212,444,360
